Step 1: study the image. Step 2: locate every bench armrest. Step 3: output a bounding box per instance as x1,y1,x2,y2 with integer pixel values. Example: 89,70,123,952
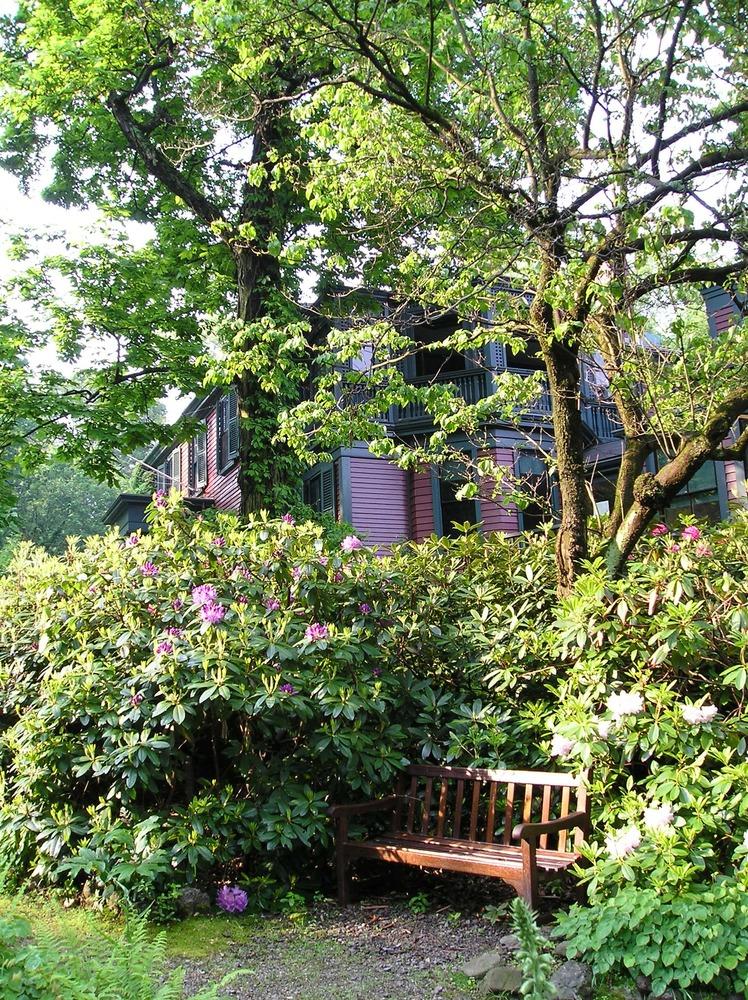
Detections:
329,795,401,819
512,810,589,846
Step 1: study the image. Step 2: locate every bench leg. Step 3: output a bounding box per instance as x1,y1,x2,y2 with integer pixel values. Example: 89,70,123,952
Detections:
336,850,352,905
518,840,539,910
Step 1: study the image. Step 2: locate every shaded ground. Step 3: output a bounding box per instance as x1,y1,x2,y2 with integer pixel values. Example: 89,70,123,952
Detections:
171,898,502,999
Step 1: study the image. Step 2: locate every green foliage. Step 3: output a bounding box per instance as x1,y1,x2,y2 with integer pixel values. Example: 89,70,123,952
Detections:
0,908,240,999
510,898,556,1000
406,891,430,915
0,497,555,903
558,881,748,997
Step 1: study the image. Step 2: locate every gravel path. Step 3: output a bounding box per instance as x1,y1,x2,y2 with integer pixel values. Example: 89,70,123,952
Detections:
177,896,509,999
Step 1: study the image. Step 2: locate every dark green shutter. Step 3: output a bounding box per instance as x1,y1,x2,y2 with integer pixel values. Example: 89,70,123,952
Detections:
227,388,239,459
320,465,335,514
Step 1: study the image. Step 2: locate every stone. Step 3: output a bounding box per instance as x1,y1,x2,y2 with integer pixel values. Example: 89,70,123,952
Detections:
635,975,652,997
498,933,520,950
554,940,569,958
480,965,524,995
550,960,593,1000
460,950,505,980
177,886,211,917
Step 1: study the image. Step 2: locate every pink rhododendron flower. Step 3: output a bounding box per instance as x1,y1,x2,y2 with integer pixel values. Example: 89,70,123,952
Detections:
140,562,159,577
281,513,295,525
291,566,302,580
125,533,140,547
130,692,144,708
681,525,701,541
605,826,641,859
279,683,297,694
192,584,217,606
167,627,183,638
681,703,718,725
155,641,173,655
550,734,575,758
643,803,673,832
236,594,249,605
216,885,248,914
201,602,226,625
212,536,226,547
318,556,329,567
333,571,344,584
650,523,669,536
305,622,329,642
264,597,281,612
695,544,713,557
341,535,363,553
606,691,644,721
666,544,680,554
147,604,158,615
153,490,168,509
172,598,184,611
358,602,371,614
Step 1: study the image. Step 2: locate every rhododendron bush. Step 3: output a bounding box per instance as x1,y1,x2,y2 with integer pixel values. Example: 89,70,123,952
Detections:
0,493,553,902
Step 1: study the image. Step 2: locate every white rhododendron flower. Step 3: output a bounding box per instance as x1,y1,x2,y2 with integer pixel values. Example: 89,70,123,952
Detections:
643,803,674,832
550,734,575,757
597,718,612,739
605,826,641,859
681,703,718,725
606,691,644,721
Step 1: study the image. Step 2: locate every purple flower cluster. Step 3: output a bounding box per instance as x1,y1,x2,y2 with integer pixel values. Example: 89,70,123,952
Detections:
192,584,217,606
279,683,297,694
201,603,226,625
341,535,363,553
681,525,701,541
153,490,168,509
155,640,173,655
216,885,249,914
212,536,226,547
236,594,249,605
131,692,145,708
125,533,140,547
167,627,184,637
172,598,184,612
651,523,669,537
264,597,281,612
141,562,159,577
358,602,371,614
281,513,296,525
305,622,329,642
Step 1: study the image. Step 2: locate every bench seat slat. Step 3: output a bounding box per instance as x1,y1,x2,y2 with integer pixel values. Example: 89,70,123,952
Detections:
404,764,582,787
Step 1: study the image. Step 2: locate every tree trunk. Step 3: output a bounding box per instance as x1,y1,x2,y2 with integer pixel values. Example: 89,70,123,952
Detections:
607,436,652,537
606,388,748,575
545,342,593,595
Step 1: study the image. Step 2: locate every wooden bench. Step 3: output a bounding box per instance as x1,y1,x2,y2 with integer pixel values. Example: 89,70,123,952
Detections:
330,765,590,909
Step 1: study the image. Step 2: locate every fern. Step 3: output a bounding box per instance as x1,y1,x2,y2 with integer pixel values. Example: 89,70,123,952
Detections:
510,897,557,1000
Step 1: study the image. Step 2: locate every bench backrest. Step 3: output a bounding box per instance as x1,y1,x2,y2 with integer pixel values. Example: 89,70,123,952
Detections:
393,765,589,853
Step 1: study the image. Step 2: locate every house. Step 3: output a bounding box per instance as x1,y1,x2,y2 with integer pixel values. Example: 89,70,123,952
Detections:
103,290,747,541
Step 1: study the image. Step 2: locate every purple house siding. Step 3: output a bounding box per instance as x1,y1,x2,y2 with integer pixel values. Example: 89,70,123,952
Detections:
411,469,435,541
348,456,410,547
479,447,520,534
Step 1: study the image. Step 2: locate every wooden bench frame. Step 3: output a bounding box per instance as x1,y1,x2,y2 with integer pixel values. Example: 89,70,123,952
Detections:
330,765,590,909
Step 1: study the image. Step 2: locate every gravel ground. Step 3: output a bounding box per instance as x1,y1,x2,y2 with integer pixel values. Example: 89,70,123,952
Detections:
176,896,509,999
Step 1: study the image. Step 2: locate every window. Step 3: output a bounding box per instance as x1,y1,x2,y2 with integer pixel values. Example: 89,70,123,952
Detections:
437,460,479,537
217,389,239,471
304,464,336,515
413,319,468,378
155,449,181,493
189,425,208,490
516,451,553,531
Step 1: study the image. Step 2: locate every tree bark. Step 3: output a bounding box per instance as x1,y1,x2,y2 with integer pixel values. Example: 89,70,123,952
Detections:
606,388,748,575
607,436,652,537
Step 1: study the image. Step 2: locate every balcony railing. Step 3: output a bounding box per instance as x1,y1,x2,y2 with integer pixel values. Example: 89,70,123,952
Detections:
331,365,622,441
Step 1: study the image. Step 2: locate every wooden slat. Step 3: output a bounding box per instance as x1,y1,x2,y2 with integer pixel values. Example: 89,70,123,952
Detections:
469,780,481,840
522,783,534,823
574,775,590,848
345,835,580,874
393,774,406,832
404,764,582,788
539,785,552,850
421,777,433,835
503,782,515,844
453,779,465,838
405,775,418,834
485,782,498,844
557,786,571,851
436,779,449,838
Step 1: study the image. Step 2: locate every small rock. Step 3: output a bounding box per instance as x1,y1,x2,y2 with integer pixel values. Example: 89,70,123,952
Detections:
461,950,505,979
499,933,520,950
554,940,569,958
551,959,592,1000
481,964,524,995
177,886,211,917
635,975,652,997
